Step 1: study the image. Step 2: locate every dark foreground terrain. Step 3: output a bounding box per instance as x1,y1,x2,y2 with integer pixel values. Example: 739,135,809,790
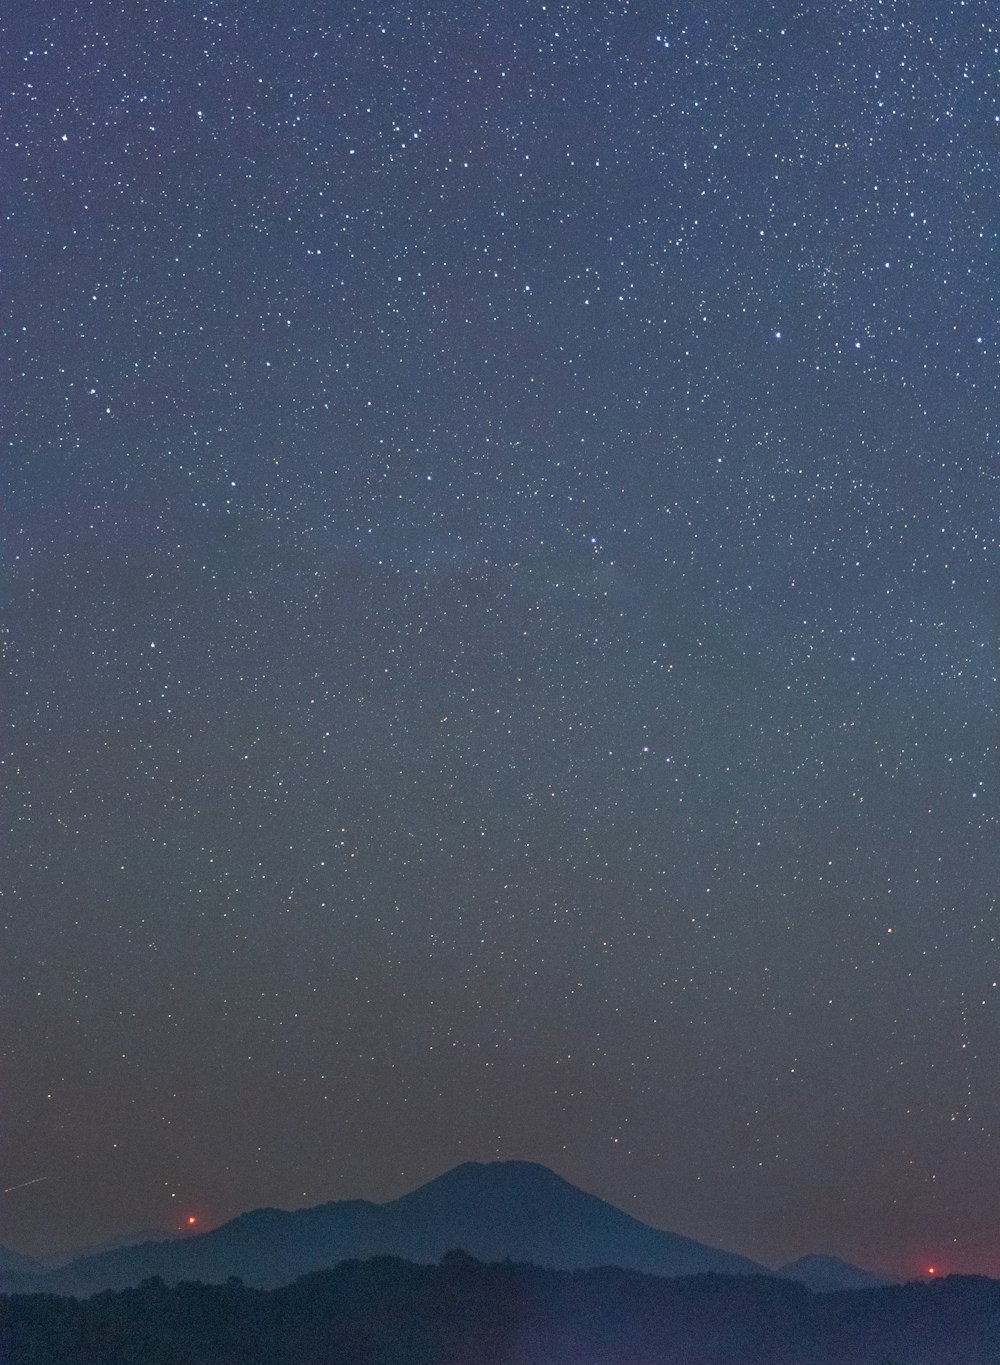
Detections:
2,1252,999,1365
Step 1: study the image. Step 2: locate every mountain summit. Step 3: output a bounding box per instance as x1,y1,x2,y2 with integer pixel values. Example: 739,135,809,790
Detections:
360,1160,763,1277
776,1253,891,1292
11,1161,766,1295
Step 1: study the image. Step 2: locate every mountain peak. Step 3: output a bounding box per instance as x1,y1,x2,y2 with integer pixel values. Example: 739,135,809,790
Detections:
426,1159,568,1180
405,1159,574,1195
777,1254,890,1292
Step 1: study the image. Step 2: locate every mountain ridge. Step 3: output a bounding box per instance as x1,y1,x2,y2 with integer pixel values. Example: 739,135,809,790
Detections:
0,1160,766,1295
0,1163,901,1299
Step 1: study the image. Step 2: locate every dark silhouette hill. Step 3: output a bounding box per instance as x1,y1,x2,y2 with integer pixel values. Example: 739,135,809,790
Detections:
3,1253,1000,1364
777,1253,891,1292
6,1161,765,1295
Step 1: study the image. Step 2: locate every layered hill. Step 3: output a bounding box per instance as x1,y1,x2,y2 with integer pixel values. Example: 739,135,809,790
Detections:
4,1253,999,1365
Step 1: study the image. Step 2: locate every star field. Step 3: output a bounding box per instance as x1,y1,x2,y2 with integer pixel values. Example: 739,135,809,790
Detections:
3,0,998,1276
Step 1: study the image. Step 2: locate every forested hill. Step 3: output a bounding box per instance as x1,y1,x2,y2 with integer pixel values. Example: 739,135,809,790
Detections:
2,1253,999,1365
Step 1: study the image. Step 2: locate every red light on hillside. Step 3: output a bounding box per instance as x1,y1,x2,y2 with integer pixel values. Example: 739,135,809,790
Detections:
186,1215,198,1226
927,1266,936,1276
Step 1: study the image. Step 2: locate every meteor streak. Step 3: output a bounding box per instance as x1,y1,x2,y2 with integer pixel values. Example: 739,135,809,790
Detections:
2,1177,49,1195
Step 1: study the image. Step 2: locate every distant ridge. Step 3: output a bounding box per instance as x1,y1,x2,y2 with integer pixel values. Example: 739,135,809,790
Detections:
0,1246,41,1279
36,1228,180,1270
2,1160,767,1295
776,1253,891,1292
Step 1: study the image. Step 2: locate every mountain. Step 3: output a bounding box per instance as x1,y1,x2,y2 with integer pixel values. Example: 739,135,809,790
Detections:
9,1160,767,1295
372,1160,764,1276
776,1253,891,1292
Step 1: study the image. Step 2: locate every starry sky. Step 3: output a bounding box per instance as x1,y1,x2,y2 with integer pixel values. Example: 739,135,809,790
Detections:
3,0,998,1278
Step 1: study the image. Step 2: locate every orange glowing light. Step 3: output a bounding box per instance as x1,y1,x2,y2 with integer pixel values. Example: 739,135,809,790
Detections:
186,1215,198,1226
927,1266,936,1276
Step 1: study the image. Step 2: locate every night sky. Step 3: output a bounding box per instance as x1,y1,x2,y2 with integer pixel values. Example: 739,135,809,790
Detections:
3,0,998,1279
